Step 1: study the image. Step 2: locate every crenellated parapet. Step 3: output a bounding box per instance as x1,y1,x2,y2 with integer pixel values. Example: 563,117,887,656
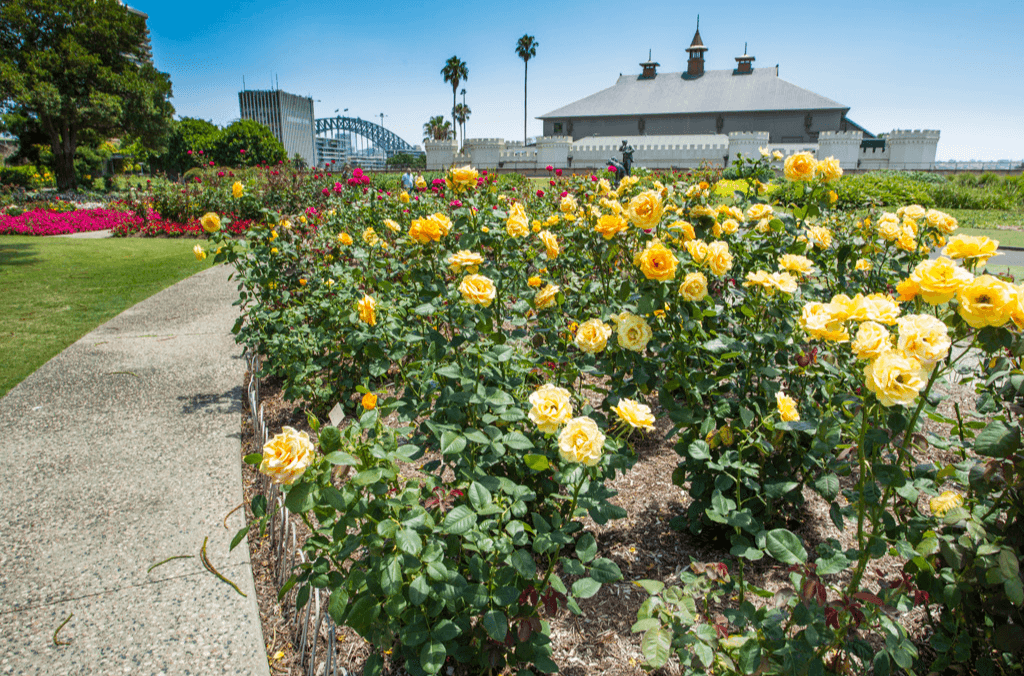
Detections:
424,139,458,171
727,131,769,161
464,138,506,169
886,129,941,170
817,131,863,169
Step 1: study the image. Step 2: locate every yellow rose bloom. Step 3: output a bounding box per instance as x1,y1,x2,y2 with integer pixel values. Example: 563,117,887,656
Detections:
534,283,560,310
778,254,814,276
668,221,696,242
910,257,973,304
507,202,530,237
746,203,773,221
775,392,800,422
447,250,484,274
637,240,679,282
527,275,543,288
259,427,313,485
528,383,573,434
895,278,919,302
414,175,426,189
851,321,892,361
357,295,377,326
611,398,656,430
743,270,774,291
807,225,833,250
384,218,401,233
930,491,963,517
855,258,872,272
337,232,353,245
956,275,1016,328
926,209,958,234
678,271,708,302
784,152,817,181
706,241,734,277
200,212,221,233
864,351,929,407
557,417,605,466
446,165,479,193
594,213,628,240
799,301,850,342
897,314,951,366
815,157,843,182
362,227,380,246
459,274,496,308
539,230,560,259
942,235,1000,264
559,195,578,214
361,392,378,410
574,318,613,354
611,311,653,352
898,205,927,221
627,190,664,229
192,244,207,261
754,218,771,234
878,217,902,242
848,293,901,325
399,191,410,203
409,213,451,243
685,239,709,264
232,181,245,198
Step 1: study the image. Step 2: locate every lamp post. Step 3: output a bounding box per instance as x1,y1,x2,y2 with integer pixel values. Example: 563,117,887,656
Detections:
460,89,467,144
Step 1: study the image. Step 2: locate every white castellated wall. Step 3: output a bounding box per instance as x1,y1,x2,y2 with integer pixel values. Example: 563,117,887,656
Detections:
887,130,941,170
423,130,940,173
727,132,770,161
817,131,862,169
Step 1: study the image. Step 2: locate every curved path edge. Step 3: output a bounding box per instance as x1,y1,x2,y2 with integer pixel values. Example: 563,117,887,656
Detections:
0,264,269,676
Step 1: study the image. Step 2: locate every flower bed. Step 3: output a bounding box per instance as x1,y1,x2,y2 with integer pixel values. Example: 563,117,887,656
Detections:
203,156,1023,676
0,207,139,236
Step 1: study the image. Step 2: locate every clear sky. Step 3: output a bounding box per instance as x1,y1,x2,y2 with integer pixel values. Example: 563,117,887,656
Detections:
141,0,1023,161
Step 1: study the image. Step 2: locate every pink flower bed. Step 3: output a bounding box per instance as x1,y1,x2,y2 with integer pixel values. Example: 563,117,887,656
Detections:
0,208,141,236
112,215,252,237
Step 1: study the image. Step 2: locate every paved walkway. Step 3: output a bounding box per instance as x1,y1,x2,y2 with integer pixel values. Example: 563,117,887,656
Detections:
0,265,269,676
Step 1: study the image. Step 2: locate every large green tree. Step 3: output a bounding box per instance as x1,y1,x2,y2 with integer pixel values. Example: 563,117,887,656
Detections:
0,0,174,190
212,119,286,167
515,35,538,146
440,57,467,149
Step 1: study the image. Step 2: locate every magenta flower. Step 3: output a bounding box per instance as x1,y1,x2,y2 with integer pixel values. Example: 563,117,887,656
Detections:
546,165,553,171
536,189,544,197
450,199,462,208
555,169,562,176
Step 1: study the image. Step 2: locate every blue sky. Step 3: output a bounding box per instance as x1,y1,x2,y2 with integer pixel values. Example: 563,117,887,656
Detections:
143,0,1022,161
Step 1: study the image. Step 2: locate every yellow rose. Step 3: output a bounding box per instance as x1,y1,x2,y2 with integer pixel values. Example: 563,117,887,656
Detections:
409,213,451,243
506,202,529,237
362,392,378,410
930,491,963,517
942,235,1000,264
815,157,843,182
771,271,799,294
594,213,628,240
678,271,708,302
878,217,901,242
192,244,207,261
864,351,929,407
775,392,800,422
259,427,313,485
855,258,872,272
850,321,891,360
527,275,543,288
799,302,849,342
847,293,901,325
743,270,774,291
414,175,426,189
559,195,578,213
446,165,479,193
668,221,696,242
926,209,958,234
685,239,709,264
706,241,734,277
784,152,817,181
898,205,927,221
459,274,496,307
528,383,573,434
719,218,740,236
956,275,1016,328
357,295,377,326
337,232,353,245
574,318,612,354
778,254,814,276
637,240,679,282
200,212,221,233
384,218,401,233
895,278,919,302
627,190,664,229
611,312,653,352
362,227,380,246
754,218,771,234
896,314,950,366
400,191,410,203
611,398,656,430
232,181,245,198
539,230,560,259
689,204,717,220
910,257,973,304
746,203,773,221
807,225,832,250
534,283,560,310
447,250,484,274
557,417,605,466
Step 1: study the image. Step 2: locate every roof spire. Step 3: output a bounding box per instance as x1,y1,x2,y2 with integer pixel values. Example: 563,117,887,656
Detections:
685,16,708,79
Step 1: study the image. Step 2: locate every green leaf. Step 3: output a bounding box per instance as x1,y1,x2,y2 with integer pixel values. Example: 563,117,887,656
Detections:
524,454,549,471
765,529,807,564
324,451,358,466
813,474,840,500
575,533,597,563
738,638,761,674
633,579,664,595
328,588,349,623
482,609,507,642
631,618,660,633
975,421,1020,458
229,525,248,551
381,556,402,595
432,619,460,642
396,528,422,556
511,549,537,578
872,651,891,676
443,505,477,535
571,577,602,599
1005,576,1024,605
641,627,672,668
440,431,467,456
589,558,622,583
351,468,383,486
284,482,315,513
364,653,384,676
468,482,493,511
420,640,446,674
815,552,850,576
409,575,430,605
504,431,534,450
318,426,342,453
243,453,263,466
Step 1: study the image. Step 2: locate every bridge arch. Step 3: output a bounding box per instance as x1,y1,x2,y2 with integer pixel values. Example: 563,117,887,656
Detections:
315,116,421,160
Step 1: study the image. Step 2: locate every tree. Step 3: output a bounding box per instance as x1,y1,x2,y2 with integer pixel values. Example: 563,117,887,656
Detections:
212,119,287,167
422,115,453,143
454,104,471,151
515,35,539,146
440,57,468,149
0,0,175,190
162,117,221,175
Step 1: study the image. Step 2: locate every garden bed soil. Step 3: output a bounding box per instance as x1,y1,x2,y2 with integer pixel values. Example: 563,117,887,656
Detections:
240,370,980,676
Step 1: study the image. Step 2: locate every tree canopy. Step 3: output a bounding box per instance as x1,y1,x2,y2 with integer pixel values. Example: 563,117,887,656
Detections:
0,0,175,189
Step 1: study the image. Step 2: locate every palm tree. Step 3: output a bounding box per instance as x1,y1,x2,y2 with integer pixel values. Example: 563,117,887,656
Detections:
454,103,471,151
515,35,538,146
422,115,452,143
441,56,468,148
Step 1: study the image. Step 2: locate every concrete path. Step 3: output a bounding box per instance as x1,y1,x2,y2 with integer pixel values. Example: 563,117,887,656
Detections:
57,229,113,239
0,265,269,676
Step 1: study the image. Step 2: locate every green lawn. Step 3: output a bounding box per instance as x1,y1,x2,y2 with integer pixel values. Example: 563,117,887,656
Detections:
0,236,212,397
949,209,1024,231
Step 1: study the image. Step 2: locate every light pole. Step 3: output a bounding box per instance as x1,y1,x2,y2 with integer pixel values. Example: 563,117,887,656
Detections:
460,89,467,144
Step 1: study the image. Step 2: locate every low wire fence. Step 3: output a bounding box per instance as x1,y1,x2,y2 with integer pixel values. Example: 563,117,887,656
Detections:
246,351,351,676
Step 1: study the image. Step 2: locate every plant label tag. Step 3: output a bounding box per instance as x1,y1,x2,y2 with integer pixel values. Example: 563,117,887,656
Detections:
328,403,345,427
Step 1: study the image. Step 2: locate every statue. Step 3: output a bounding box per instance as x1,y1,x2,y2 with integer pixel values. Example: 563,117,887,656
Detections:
608,139,634,186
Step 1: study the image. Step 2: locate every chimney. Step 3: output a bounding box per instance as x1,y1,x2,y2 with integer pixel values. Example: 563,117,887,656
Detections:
639,49,659,79
734,43,755,75
684,17,708,79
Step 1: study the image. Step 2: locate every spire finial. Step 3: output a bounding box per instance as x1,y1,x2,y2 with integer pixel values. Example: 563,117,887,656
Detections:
744,41,748,55
648,48,652,60
697,15,699,30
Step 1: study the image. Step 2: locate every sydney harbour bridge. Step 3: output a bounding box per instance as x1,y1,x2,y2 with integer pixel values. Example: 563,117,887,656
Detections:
314,115,422,169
